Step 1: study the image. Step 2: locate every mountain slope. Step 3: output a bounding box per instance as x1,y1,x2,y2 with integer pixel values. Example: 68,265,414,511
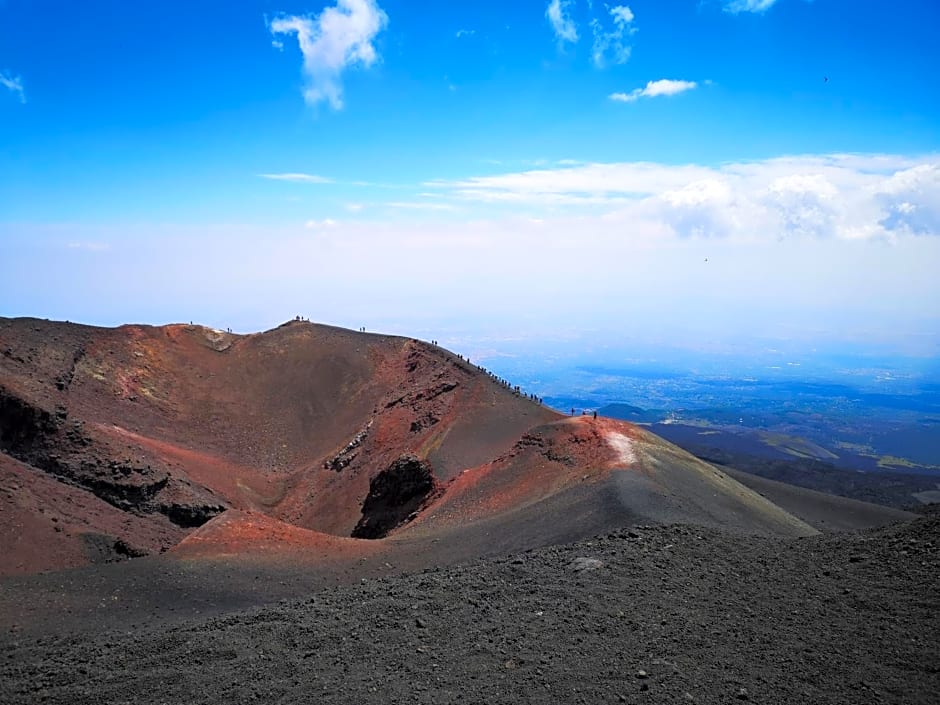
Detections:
0,316,849,578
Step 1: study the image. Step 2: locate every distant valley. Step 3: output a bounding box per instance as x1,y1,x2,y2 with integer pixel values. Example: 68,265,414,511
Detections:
481,349,940,509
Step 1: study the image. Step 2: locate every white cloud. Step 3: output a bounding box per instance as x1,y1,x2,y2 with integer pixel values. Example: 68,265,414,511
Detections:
269,0,388,110
426,162,714,204
0,71,25,104
426,154,940,241
305,218,338,229
877,164,940,235
661,178,733,207
455,29,475,39
723,0,779,13
591,4,636,67
762,174,839,238
385,201,457,211
610,79,698,103
260,172,334,183
610,5,635,24
546,0,578,45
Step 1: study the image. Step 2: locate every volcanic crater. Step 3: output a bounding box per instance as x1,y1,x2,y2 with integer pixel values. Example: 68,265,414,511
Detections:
0,316,915,580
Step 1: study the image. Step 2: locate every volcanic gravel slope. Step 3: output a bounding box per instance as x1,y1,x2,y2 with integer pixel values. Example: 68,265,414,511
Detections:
1,514,937,705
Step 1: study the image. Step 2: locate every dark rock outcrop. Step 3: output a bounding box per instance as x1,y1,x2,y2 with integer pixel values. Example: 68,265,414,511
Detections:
158,502,227,528
352,454,439,539
0,386,226,528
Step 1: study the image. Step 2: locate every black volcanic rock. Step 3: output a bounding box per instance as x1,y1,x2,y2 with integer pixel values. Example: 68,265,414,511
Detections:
1,516,937,705
352,454,438,539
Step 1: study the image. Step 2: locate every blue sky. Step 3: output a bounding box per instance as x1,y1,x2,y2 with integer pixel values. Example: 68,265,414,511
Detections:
1,0,939,361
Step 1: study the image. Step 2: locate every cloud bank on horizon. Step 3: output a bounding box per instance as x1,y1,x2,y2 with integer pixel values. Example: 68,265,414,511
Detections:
427,154,940,241
1,0,938,355
4,151,938,357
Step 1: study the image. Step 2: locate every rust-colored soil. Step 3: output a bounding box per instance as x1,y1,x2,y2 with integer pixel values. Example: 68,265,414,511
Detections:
0,453,181,575
171,510,384,563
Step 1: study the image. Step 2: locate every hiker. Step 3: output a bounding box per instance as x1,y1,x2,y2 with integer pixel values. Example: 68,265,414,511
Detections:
593,411,597,420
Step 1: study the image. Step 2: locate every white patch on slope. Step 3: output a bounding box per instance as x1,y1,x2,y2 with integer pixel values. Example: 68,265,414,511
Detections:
606,431,637,465
203,327,234,351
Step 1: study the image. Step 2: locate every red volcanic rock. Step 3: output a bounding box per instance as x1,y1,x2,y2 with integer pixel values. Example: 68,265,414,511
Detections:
170,509,383,564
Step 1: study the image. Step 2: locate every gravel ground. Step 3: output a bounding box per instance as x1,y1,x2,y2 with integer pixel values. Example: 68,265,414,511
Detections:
2,516,937,705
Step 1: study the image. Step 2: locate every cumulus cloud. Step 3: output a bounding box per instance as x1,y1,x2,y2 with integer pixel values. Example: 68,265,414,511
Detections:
609,79,698,103
269,0,388,110
877,164,940,235
0,71,25,103
546,0,578,45
426,154,940,241
260,172,334,183
654,178,743,238
761,174,840,238
723,0,779,12
591,4,636,67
